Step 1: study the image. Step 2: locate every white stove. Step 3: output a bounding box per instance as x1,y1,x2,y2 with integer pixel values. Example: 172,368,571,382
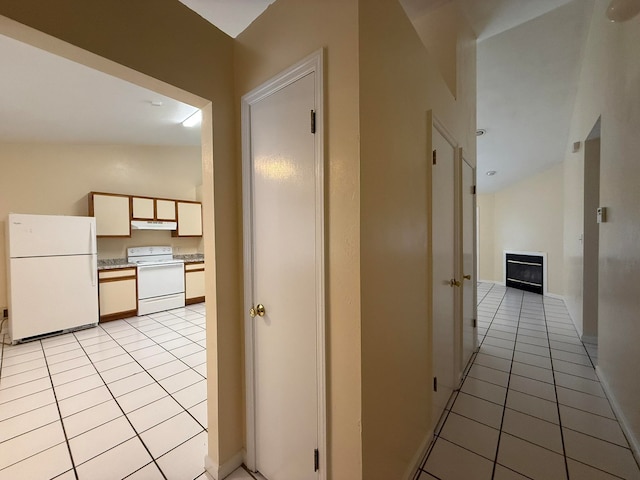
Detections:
128,246,185,315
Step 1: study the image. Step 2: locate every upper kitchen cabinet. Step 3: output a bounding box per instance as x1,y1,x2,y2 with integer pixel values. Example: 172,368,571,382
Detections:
156,199,176,221
131,196,154,220
89,192,131,237
131,196,177,221
174,201,202,237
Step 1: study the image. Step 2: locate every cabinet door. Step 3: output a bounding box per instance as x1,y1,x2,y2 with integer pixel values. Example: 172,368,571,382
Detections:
156,199,176,221
132,197,154,220
90,193,131,237
98,269,137,321
176,202,203,237
185,266,205,303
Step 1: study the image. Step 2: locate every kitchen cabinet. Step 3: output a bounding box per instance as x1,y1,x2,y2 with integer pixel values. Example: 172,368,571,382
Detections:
156,199,176,221
131,196,154,220
174,201,203,237
98,267,137,321
185,262,205,304
89,192,131,237
131,197,177,221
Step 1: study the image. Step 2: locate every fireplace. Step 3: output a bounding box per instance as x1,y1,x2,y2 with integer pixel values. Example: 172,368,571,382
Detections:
504,251,546,295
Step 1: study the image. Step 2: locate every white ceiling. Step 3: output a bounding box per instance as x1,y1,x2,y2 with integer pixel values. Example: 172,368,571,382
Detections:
400,0,591,193
178,0,276,37
474,0,591,192
0,33,200,146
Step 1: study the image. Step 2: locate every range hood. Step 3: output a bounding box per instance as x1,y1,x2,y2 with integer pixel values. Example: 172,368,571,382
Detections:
131,220,177,231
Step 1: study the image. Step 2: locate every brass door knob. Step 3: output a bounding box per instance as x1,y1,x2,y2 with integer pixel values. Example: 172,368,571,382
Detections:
450,279,461,287
250,304,266,318
463,274,471,280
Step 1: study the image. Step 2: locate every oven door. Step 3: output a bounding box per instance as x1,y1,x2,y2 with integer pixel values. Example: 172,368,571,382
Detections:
137,262,185,300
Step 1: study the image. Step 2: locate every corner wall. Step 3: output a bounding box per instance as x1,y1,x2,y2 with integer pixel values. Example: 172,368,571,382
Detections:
562,0,640,453
359,1,476,478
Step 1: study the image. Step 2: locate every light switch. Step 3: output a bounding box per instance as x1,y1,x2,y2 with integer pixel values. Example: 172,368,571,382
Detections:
597,207,607,223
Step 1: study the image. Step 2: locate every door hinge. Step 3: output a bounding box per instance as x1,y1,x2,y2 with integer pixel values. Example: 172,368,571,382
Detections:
314,448,319,472
473,318,477,328
432,149,437,165
311,110,316,134
472,185,476,195
433,377,438,392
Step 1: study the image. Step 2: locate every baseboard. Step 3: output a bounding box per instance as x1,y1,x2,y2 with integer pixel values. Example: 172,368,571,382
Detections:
544,292,564,300
595,366,640,465
205,451,244,480
581,334,598,345
404,429,434,480
478,279,504,286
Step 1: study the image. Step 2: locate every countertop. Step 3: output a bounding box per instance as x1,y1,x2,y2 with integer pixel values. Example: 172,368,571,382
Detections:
97,253,204,271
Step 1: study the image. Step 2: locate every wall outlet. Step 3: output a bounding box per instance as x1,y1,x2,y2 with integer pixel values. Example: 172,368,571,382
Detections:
2,308,7,318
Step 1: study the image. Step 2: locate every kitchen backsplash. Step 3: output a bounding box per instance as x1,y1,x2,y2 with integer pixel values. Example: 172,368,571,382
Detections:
97,230,203,260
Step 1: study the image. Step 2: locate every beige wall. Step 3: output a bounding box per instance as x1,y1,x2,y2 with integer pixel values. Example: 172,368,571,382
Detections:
477,193,496,281
477,164,565,295
562,0,640,452
359,1,476,478
0,1,242,469
235,1,362,477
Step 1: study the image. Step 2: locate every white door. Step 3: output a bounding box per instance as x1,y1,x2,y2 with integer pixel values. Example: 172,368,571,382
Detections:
461,159,476,367
243,53,324,480
431,124,457,428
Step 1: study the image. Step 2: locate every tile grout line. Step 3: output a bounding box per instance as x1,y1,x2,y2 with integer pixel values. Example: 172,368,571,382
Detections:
0,304,209,479
490,288,524,480
39,340,80,480
72,326,170,480
104,315,208,428
419,285,501,478
542,298,571,480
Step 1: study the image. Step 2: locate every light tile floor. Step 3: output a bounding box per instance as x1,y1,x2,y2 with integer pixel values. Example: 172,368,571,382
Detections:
0,303,254,480
417,283,640,480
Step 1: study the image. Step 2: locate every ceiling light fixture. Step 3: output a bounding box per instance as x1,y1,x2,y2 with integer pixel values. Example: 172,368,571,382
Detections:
606,0,640,22
150,100,163,107
182,110,202,128
476,129,486,136
486,170,497,176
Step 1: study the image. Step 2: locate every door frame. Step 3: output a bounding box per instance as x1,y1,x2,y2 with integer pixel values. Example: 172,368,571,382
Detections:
460,152,478,364
241,49,326,477
428,110,462,420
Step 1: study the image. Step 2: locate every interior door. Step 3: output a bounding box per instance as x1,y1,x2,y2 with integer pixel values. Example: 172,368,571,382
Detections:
431,124,457,428
461,158,476,367
246,70,321,480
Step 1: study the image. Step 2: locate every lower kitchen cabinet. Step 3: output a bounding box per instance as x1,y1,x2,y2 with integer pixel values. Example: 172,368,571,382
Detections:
185,262,205,304
98,267,137,322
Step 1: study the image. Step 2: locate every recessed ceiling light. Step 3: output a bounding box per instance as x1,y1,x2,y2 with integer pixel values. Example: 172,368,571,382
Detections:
476,129,486,137
606,0,640,22
486,170,497,176
150,101,163,107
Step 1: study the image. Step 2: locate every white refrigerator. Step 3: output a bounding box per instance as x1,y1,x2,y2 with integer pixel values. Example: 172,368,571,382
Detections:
6,213,99,343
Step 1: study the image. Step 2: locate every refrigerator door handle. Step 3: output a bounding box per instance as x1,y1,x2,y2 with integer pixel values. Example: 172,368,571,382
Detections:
92,255,97,287
90,222,97,287
90,222,97,254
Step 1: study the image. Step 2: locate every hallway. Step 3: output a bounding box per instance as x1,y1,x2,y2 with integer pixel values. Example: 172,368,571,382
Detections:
417,284,640,479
